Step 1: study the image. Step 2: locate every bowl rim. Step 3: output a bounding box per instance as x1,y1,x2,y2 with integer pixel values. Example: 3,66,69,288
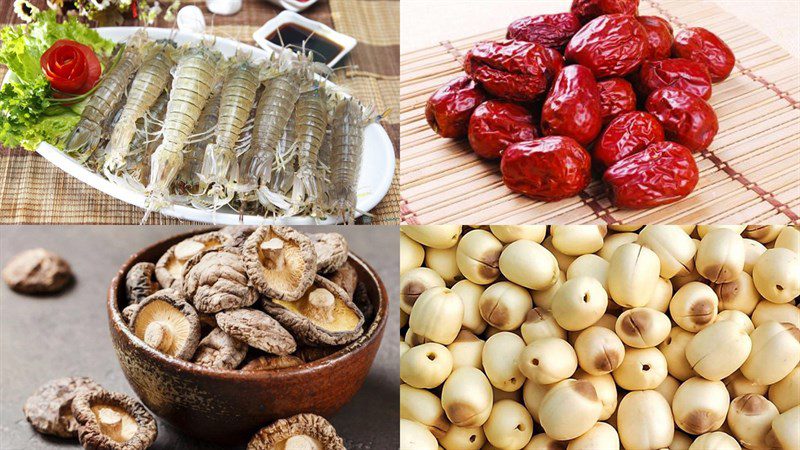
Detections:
107,228,389,381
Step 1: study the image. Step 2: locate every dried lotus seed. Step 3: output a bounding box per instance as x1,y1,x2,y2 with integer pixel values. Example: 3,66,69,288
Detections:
752,248,800,303
520,307,567,344
125,262,159,305
2,248,73,294
566,254,610,291
611,347,668,390
216,308,297,355
402,225,462,249
482,399,533,449
130,290,201,360
726,394,778,449
769,367,800,413
438,424,486,450
247,413,345,450
408,286,464,345
478,281,532,331
23,377,103,438
456,229,503,285
669,282,718,332
400,267,445,314
615,307,671,348
573,370,619,421
538,379,602,441
696,229,745,284
182,247,258,313
425,245,463,285
309,232,348,273
551,277,607,331
482,332,526,392
607,243,661,308
598,232,638,261
774,226,800,253
499,240,559,290
658,326,697,381
71,389,157,450
742,225,783,243
740,321,800,385
399,419,438,450
263,276,364,346
243,226,316,302
192,328,248,370
440,366,494,427
489,225,546,244
400,233,425,275
156,231,227,289
241,355,304,371
574,326,625,376
400,342,453,389
569,422,619,450
618,390,675,450
672,377,730,435
550,225,606,256
400,384,450,437
518,337,577,385
451,280,487,335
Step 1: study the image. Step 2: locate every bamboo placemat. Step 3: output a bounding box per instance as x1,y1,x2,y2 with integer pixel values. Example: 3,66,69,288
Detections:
400,0,800,225
0,0,400,224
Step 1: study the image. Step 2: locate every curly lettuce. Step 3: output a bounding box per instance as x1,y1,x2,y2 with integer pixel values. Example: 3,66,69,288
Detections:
0,10,114,150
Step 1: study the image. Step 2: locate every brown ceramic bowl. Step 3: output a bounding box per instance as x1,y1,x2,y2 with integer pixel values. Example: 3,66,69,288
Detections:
106,229,389,445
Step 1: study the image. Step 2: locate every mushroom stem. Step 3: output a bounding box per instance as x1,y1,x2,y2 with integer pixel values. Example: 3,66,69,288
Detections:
284,435,323,450
97,407,125,442
144,322,173,353
173,240,205,262
259,238,286,270
308,288,336,323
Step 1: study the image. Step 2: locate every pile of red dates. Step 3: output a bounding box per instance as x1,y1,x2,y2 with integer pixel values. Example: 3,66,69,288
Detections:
425,0,734,209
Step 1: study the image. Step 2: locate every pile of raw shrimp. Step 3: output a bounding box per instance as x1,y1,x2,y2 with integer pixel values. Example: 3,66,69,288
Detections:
63,30,378,224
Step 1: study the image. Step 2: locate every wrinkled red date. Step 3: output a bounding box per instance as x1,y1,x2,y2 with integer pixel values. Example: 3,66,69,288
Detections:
637,16,674,60
597,78,637,125
604,141,698,208
541,65,602,146
571,0,639,23
464,40,555,102
594,111,665,169
425,75,488,138
673,27,735,82
468,100,539,159
565,14,649,78
507,13,582,49
645,87,718,151
636,58,712,100
501,136,592,200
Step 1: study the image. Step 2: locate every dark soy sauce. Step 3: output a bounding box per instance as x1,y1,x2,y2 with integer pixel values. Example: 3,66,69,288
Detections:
267,23,343,65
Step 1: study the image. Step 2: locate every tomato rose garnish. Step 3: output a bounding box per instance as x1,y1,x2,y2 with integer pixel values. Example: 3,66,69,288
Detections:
40,39,102,95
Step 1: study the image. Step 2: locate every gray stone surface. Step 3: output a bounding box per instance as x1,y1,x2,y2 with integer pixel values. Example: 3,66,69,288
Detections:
0,226,399,449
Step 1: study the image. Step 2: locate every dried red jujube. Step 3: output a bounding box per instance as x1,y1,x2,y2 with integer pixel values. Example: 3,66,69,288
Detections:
597,78,637,125
501,136,592,200
604,141,699,208
637,58,712,100
464,40,555,102
645,87,718,151
594,111,665,169
637,16,674,60
673,27,735,82
541,64,602,146
571,0,639,23
425,75,488,138
468,100,539,159
565,14,649,78
506,13,582,49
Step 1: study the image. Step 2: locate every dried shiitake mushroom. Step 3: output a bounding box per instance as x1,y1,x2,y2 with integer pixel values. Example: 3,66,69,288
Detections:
2,248,73,294
130,290,201,360
309,233,349,273
72,390,157,450
192,328,248,370
216,308,297,355
241,355,304,371
24,377,103,438
155,231,228,289
122,303,141,325
125,262,160,305
182,247,258,313
263,275,365,346
328,261,358,300
219,225,257,248
243,226,316,302
352,282,375,323
247,413,345,450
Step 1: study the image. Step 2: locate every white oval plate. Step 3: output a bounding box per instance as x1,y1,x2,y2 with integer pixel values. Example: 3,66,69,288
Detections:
31,27,395,225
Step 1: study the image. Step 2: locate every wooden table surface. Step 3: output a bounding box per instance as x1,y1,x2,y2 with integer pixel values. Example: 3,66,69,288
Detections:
0,226,399,449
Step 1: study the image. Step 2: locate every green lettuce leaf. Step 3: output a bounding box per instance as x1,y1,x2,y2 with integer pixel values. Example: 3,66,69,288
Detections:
0,76,78,151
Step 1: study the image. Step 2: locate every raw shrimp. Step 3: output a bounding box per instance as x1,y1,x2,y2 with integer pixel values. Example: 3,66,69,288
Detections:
144,42,221,213
64,31,148,162
123,92,169,188
103,40,174,176
329,96,379,224
194,56,260,210
177,88,221,198
289,81,329,214
237,52,302,206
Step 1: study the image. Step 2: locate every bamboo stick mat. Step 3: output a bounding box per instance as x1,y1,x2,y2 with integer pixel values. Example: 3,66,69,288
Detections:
400,0,800,225
0,0,400,224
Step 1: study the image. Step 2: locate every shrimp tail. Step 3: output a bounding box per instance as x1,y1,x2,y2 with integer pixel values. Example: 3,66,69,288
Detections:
63,120,103,162
257,185,292,212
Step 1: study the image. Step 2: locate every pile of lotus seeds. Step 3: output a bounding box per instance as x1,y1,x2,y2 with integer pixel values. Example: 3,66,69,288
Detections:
399,225,800,450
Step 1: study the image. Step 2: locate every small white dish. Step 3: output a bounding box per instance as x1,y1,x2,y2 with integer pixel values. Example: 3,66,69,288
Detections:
265,0,319,13
252,10,357,67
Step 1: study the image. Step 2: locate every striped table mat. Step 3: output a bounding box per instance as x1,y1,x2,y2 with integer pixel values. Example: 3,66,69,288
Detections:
400,0,800,225
0,0,399,224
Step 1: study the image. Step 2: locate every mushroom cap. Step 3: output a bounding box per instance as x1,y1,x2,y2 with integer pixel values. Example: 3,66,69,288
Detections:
243,226,317,302
72,390,157,450
247,413,345,450
130,290,201,360
241,355,305,371
182,246,258,313
215,308,297,355
125,262,160,305
327,261,358,300
309,233,349,274
219,226,257,248
23,377,103,438
192,327,249,370
2,248,73,294
155,231,228,289
263,275,365,346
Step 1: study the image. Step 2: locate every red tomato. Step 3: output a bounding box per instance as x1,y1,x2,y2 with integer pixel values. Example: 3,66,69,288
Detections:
40,39,102,95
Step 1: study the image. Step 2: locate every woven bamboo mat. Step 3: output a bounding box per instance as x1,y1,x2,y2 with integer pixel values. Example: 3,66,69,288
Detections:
400,0,800,225
0,0,399,224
